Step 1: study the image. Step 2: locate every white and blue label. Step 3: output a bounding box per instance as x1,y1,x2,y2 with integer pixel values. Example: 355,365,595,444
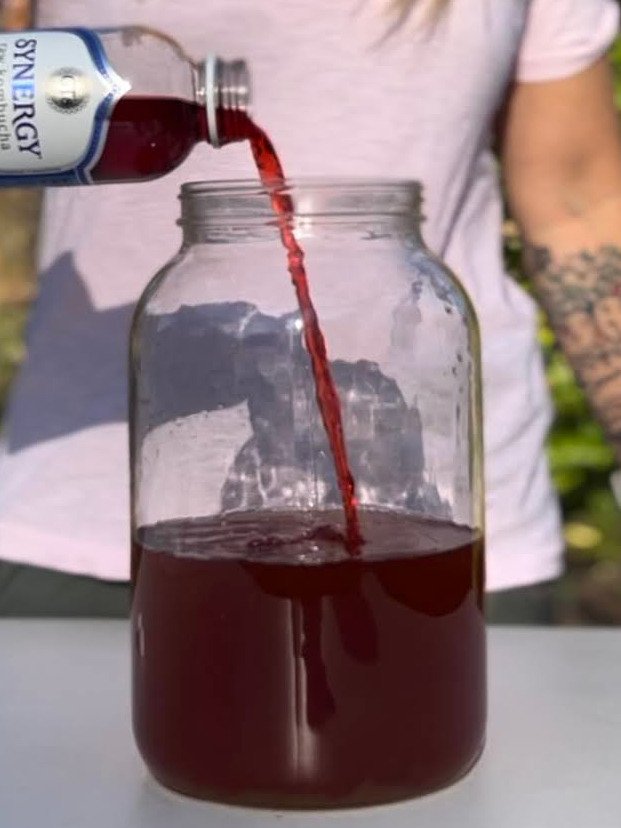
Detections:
0,29,129,185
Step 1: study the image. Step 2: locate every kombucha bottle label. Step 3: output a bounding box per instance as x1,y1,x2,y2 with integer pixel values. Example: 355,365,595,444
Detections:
0,29,129,185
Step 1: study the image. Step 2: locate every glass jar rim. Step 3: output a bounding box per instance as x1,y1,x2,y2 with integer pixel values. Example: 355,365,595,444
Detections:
179,178,423,225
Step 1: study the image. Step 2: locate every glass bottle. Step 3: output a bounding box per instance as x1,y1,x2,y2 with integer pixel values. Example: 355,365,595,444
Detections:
130,179,486,808
0,26,250,186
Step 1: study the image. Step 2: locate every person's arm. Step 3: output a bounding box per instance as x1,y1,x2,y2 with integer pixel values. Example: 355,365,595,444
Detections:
501,56,621,462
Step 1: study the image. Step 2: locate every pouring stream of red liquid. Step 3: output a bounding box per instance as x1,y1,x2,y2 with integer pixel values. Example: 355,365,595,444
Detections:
244,120,363,551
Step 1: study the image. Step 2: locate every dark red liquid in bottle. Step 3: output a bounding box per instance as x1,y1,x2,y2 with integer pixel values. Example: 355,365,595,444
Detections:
132,510,486,808
91,97,247,183
91,98,206,182
94,96,362,548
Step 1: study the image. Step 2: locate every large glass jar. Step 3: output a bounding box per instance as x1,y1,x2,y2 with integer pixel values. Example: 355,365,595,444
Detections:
129,180,485,808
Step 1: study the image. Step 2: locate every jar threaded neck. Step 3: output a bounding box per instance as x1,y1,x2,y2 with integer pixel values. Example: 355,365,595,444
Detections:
178,180,424,243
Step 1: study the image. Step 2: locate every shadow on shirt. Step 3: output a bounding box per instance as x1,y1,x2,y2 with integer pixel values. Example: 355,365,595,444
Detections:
6,254,447,516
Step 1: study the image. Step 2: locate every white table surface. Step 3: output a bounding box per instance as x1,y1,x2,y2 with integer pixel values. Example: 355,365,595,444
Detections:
1,621,620,828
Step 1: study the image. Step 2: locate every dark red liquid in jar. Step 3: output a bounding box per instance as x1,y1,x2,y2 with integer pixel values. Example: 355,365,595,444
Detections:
132,510,486,808
94,96,362,548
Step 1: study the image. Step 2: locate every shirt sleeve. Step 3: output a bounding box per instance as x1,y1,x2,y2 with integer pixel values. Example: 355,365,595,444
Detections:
516,0,620,83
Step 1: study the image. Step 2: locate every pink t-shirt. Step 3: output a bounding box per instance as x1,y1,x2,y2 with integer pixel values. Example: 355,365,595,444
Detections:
0,0,618,588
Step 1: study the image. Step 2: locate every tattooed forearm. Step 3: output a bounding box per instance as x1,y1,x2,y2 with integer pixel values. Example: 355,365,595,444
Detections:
525,244,621,450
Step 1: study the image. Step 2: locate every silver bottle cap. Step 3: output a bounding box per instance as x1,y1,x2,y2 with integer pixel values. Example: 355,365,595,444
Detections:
204,56,251,147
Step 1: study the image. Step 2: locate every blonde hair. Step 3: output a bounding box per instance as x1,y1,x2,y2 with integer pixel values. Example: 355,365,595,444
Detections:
387,0,451,25
389,0,450,12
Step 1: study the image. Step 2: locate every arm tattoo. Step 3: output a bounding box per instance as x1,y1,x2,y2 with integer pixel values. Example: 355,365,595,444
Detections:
525,244,621,447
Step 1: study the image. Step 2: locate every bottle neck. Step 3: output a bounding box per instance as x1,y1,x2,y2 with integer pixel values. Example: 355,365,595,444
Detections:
196,57,251,147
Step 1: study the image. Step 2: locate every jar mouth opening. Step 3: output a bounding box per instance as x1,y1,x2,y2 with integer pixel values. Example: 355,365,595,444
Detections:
179,178,423,223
